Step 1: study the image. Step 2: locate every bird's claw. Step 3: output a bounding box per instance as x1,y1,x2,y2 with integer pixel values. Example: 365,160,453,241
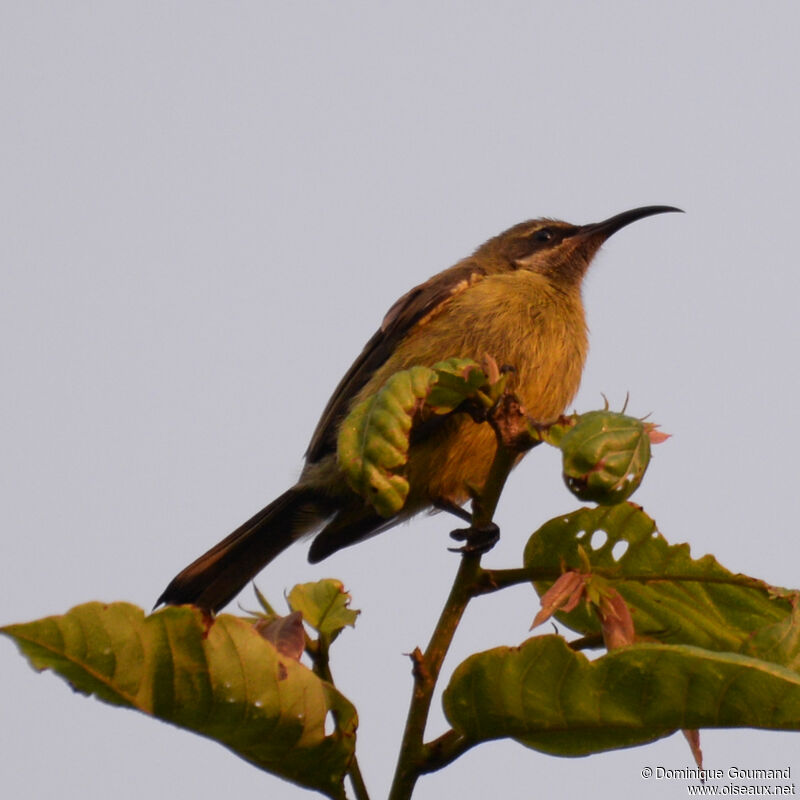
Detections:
448,522,500,554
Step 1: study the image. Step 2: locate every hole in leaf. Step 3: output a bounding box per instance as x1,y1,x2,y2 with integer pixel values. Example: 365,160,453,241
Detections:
590,530,607,550
612,540,628,560
325,710,336,737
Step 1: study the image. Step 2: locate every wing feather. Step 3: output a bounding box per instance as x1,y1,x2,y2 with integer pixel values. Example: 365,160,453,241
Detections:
305,260,485,462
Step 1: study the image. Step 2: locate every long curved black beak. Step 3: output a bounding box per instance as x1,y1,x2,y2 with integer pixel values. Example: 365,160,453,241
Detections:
577,205,683,240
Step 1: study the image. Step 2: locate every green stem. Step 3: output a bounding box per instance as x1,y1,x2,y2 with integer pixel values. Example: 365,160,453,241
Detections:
477,565,551,593
346,759,370,800
387,552,484,800
309,637,371,800
389,420,521,800
479,566,781,592
470,443,516,526
419,728,474,773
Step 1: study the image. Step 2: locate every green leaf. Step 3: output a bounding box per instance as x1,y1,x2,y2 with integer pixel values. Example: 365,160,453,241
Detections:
742,603,800,671
337,365,436,516
443,634,800,757
1,602,356,799
524,504,796,658
287,579,360,640
426,358,488,412
336,358,487,516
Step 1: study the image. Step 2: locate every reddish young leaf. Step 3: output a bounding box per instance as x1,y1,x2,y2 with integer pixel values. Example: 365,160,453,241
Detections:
532,571,587,629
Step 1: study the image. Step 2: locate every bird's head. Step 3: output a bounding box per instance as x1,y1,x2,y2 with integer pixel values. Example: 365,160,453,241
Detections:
478,205,682,285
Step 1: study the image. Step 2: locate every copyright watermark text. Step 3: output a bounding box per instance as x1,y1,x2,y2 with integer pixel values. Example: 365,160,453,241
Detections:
640,766,794,795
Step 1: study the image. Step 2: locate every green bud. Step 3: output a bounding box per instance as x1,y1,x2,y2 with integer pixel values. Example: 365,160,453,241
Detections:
559,410,651,505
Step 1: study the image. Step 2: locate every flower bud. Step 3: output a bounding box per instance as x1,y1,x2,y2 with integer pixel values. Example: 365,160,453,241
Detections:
559,410,651,504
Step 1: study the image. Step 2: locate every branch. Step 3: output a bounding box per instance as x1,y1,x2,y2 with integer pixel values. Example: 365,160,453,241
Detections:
308,637,370,800
419,728,474,774
388,392,530,800
388,552,484,800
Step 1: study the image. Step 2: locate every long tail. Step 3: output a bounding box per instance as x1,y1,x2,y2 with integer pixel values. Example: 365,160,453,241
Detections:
156,486,329,613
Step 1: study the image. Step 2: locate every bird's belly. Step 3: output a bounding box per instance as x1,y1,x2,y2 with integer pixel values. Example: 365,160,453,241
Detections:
404,415,502,507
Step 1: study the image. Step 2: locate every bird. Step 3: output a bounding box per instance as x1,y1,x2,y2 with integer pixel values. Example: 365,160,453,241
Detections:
157,205,681,612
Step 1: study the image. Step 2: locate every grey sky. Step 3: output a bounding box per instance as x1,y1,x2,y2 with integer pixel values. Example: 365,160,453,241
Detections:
3,3,800,799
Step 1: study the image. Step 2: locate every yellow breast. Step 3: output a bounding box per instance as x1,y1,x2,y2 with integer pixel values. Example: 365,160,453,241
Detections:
359,270,589,508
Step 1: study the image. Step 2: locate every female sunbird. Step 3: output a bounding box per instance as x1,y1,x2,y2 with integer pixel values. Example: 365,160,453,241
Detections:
158,206,680,612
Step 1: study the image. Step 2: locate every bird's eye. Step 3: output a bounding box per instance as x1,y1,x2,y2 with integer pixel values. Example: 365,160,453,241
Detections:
534,228,554,242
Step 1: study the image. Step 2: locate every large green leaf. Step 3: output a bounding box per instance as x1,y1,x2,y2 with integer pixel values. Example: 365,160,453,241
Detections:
1,602,356,799
524,504,797,658
443,634,800,756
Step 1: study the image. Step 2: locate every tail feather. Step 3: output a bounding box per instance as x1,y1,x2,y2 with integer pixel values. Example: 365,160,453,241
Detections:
157,486,328,613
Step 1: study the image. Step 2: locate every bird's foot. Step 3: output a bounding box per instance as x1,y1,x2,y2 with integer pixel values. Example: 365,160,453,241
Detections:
448,522,500,555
